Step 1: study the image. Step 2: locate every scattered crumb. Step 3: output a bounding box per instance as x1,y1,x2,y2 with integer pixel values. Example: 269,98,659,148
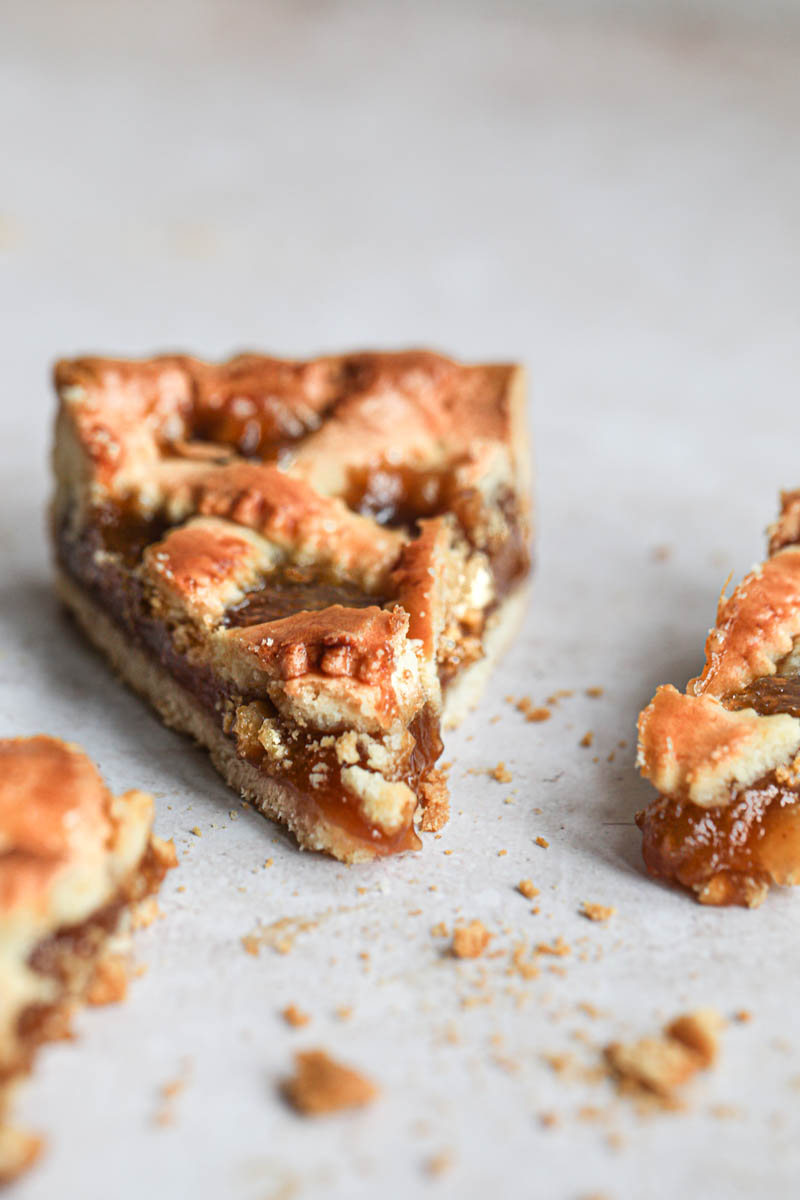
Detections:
282,1004,311,1028
190,826,202,837
536,937,571,958
491,762,513,783
424,1151,453,1177
241,915,319,957
586,687,604,698
605,1008,724,1104
652,544,673,562
518,879,539,900
430,921,449,938
451,920,492,959
497,849,507,857
579,731,594,749
264,858,274,869
281,1050,378,1115
335,1006,353,1022
176,885,186,893
515,697,552,722
85,954,128,1006
535,836,550,849
539,1111,559,1128
581,902,616,923
153,1062,192,1127
734,1010,752,1023
546,689,574,705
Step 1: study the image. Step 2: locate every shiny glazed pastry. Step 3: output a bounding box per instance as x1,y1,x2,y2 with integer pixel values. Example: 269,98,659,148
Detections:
52,350,532,862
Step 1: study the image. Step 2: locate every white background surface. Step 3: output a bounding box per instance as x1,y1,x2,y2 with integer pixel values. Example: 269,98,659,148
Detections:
2,2,800,1197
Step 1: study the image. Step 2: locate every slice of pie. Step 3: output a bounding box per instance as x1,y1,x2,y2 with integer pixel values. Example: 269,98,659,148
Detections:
52,351,531,862
637,492,800,907
0,736,176,1182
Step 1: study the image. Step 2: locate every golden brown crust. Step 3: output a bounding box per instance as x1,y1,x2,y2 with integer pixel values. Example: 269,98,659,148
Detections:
53,348,531,860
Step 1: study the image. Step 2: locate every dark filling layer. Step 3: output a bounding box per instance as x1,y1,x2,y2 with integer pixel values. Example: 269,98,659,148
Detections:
730,675,800,718
56,509,438,854
343,465,530,598
225,564,384,627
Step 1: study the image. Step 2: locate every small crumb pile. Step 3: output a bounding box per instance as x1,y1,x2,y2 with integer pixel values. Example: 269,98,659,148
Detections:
518,879,539,900
605,1009,724,1107
451,920,492,959
282,1050,378,1115
491,763,512,783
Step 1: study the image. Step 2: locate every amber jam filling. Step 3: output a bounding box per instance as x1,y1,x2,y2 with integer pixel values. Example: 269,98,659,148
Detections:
344,465,530,598
640,673,800,905
56,505,441,854
225,564,384,627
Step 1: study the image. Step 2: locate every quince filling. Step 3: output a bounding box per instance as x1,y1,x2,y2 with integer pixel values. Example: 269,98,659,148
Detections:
638,672,800,907
56,506,442,853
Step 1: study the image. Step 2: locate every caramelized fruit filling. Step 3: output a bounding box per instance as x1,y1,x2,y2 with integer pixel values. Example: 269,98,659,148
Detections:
225,564,384,626
641,672,800,904
638,773,800,905
729,674,800,718
57,507,442,852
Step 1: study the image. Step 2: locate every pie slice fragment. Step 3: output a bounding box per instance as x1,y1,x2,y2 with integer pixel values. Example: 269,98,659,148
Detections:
636,493,800,907
0,736,176,1183
52,350,531,862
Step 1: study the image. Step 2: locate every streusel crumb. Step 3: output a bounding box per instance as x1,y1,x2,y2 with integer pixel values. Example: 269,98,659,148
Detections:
282,1050,378,1115
282,1004,311,1028
518,879,539,899
451,920,492,959
581,902,616,922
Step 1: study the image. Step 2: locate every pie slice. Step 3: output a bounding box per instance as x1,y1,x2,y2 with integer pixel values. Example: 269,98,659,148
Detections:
52,350,531,862
0,736,176,1183
636,492,800,907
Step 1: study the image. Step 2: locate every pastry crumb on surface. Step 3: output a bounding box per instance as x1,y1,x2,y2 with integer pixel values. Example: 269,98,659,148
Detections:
418,768,450,832
579,731,594,748
85,954,129,1006
581,902,616,922
282,1004,311,1028
734,1009,753,1023
451,920,492,959
515,697,552,722
546,689,573,705
535,836,550,849
491,762,512,783
424,1151,453,1177
517,879,539,899
585,686,604,698
430,921,449,937
281,1050,378,1116
605,1008,725,1104
190,826,202,837
536,936,571,958
241,915,319,957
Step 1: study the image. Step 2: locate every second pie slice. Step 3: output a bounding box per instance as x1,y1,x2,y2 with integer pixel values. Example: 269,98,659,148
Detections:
637,491,800,907
52,350,531,862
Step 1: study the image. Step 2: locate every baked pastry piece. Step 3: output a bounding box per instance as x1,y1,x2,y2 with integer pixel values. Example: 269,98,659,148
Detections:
637,494,800,907
52,351,531,862
0,736,176,1183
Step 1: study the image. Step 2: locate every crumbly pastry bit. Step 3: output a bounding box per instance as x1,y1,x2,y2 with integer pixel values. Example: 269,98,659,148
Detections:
52,349,532,863
581,902,615,922
517,879,539,899
0,736,177,1182
605,1008,724,1105
636,507,800,906
451,920,492,959
281,1049,378,1115
282,1004,311,1028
